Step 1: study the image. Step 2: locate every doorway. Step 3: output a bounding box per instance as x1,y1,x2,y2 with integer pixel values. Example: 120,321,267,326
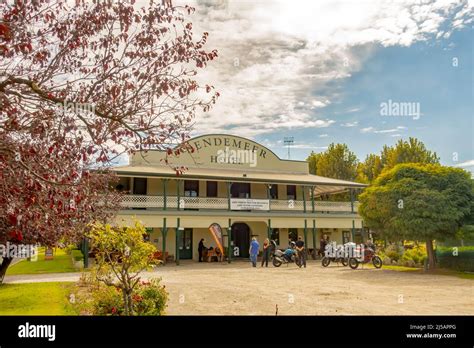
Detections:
178,228,193,259
231,223,250,258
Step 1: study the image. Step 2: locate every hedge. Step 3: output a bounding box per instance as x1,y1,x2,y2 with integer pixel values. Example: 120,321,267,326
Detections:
436,246,474,272
71,249,84,262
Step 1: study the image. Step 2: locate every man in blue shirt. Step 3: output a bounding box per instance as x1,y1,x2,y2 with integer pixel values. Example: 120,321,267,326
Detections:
249,237,260,267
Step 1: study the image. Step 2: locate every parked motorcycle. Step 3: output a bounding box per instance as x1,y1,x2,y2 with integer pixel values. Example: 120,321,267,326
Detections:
272,241,297,267
321,243,348,267
348,245,382,269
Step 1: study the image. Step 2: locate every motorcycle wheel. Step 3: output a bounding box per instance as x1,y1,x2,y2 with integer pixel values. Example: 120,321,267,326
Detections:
272,257,282,267
321,257,330,267
372,256,383,268
348,258,359,269
341,258,348,267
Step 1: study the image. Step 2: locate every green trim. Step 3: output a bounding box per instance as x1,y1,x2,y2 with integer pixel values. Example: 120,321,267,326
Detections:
304,219,308,247
177,179,181,210
312,219,316,254
163,179,168,211
351,219,355,242
302,186,307,213
175,218,180,265
162,218,167,264
228,218,232,264
227,182,231,211
311,186,315,213
350,188,354,213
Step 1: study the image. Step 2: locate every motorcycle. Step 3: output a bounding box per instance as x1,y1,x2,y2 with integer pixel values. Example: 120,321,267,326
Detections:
321,243,348,267
271,241,297,267
348,244,382,269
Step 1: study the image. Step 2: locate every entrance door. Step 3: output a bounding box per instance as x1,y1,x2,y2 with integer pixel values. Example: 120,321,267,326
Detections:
231,223,250,258
178,228,193,259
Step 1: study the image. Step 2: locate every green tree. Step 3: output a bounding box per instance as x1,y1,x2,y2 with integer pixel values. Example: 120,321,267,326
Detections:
306,143,358,180
88,221,161,315
358,163,472,269
381,137,439,170
357,154,383,184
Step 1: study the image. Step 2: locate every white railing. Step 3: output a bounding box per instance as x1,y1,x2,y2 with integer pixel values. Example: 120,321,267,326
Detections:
120,195,358,213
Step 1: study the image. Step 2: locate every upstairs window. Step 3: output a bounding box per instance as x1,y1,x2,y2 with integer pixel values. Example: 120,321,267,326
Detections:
184,180,199,197
133,178,147,195
206,181,218,197
269,184,278,199
287,185,297,200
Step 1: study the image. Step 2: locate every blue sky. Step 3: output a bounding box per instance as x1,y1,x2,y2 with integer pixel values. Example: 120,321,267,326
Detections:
254,28,473,171
178,1,473,172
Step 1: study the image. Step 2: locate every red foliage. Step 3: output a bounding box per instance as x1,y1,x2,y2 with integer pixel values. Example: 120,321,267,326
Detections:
0,0,218,247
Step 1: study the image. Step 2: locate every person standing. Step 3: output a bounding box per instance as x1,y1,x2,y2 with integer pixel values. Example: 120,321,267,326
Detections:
261,238,271,267
198,238,206,262
249,237,260,267
295,236,306,268
318,235,327,257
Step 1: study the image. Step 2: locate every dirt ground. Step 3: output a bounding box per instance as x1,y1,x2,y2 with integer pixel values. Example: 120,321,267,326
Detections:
149,260,474,315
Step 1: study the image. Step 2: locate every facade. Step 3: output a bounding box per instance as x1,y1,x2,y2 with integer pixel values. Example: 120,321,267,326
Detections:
112,134,367,263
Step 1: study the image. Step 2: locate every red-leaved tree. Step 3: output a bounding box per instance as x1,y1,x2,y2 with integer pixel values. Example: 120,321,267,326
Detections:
0,0,219,281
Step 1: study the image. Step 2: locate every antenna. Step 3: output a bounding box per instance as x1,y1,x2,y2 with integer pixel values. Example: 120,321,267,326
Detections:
283,136,294,159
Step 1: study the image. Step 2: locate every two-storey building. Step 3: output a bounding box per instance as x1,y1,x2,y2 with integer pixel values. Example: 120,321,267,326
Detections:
112,134,366,264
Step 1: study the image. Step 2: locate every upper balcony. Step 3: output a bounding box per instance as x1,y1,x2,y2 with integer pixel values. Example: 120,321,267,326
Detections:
119,194,359,214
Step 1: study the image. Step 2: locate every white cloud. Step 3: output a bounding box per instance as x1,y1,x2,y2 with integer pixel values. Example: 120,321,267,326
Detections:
341,121,359,127
360,126,406,134
455,159,474,168
176,0,473,137
319,134,329,138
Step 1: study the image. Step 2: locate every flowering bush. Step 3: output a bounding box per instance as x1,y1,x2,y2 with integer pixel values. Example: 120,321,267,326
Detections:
401,245,427,265
90,278,168,316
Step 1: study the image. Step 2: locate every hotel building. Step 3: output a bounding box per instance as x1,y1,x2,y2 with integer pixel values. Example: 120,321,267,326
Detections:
113,134,366,263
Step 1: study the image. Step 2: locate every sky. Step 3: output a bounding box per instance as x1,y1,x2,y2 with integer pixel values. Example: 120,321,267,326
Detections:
175,0,473,173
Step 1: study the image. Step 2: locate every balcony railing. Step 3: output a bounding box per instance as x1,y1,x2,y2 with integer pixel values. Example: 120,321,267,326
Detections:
120,195,358,214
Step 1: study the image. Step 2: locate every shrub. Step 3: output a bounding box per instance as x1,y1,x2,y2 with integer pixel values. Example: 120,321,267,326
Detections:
71,249,84,262
384,244,403,261
436,246,474,272
89,278,168,316
401,245,427,265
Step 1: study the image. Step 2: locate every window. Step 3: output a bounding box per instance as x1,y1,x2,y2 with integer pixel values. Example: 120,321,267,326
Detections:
184,180,199,197
133,178,147,195
230,182,251,198
206,181,218,197
287,185,296,200
288,228,298,244
269,184,278,199
343,231,350,244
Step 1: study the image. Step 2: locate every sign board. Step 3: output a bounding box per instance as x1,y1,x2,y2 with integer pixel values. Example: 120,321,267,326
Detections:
44,248,54,260
230,198,269,211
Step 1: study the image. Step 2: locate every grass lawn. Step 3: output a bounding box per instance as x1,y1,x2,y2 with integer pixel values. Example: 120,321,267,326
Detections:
6,248,77,275
0,282,76,315
363,263,474,279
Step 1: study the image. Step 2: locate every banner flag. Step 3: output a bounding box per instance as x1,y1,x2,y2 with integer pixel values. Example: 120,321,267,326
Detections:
208,223,225,256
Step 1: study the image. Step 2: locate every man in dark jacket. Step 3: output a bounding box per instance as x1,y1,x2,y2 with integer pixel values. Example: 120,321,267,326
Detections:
295,236,306,268
198,238,206,262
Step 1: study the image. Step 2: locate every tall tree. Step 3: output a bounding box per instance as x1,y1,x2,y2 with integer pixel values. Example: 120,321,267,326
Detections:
0,0,219,280
381,137,439,170
306,143,358,181
358,163,472,270
356,154,383,184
